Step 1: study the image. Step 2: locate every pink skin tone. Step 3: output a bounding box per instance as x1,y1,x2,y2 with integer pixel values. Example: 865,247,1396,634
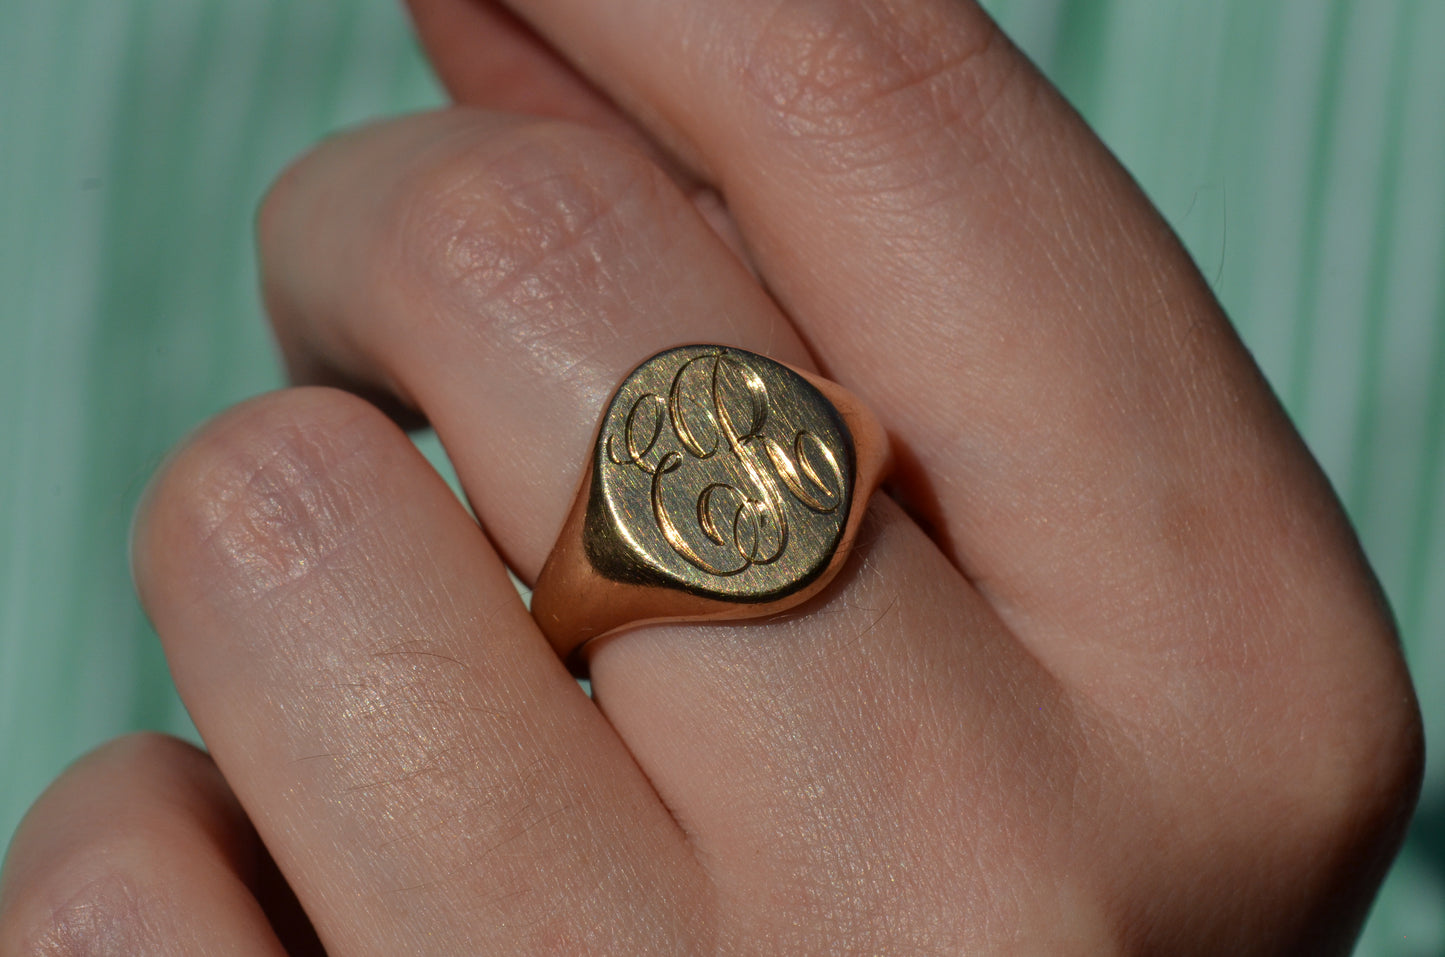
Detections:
0,1,1422,954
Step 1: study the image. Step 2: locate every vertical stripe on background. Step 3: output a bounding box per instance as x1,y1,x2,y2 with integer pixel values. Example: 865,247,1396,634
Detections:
1348,0,1445,673
0,2,54,741
1390,0,1445,699
1041,0,1112,113
1401,0,1445,795
1346,4,1416,528
4,0,153,786
1297,2,1402,489
1237,0,1335,386
1283,0,1350,427
1180,0,1274,313
81,0,225,736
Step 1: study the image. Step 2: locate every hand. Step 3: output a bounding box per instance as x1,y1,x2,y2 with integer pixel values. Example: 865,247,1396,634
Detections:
0,1,1423,953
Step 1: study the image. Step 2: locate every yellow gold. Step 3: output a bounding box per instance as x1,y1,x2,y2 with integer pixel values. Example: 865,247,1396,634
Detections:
532,345,889,671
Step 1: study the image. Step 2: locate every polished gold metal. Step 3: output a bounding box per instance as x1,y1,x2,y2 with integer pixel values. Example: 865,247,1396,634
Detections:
532,345,889,670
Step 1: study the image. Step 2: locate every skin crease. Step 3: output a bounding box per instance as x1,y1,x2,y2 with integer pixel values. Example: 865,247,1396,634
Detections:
0,1,1425,955
0,735,296,957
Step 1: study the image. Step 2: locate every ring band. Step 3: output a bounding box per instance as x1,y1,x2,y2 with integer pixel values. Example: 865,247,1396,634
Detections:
532,345,889,671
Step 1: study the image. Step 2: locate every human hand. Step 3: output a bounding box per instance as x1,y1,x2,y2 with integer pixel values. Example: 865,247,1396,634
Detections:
0,1,1423,953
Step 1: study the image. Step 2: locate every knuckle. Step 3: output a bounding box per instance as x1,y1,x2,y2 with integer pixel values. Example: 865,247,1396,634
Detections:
1100,598,1423,894
136,388,391,606
2,871,155,957
735,0,1014,176
385,120,665,332
1291,647,1425,847
0,818,181,957
1184,618,1424,872
1214,597,1427,852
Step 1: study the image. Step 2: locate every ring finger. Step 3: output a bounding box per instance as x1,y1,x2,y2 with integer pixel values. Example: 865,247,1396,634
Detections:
259,108,1088,942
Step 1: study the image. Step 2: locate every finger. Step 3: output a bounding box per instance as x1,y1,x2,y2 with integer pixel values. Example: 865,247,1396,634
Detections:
0,734,299,957
132,388,709,955
405,0,622,129
258,109,1083,939
485,0,1396,701
261,109,804,580
403,0,749,258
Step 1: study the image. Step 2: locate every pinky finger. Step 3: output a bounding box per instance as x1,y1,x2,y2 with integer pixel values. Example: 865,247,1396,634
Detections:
0,733,314,956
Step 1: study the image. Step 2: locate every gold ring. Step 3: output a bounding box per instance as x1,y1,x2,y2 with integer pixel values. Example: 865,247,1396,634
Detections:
532,345,889,671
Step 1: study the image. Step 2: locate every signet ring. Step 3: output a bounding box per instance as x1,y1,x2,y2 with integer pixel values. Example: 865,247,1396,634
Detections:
531,345,890,672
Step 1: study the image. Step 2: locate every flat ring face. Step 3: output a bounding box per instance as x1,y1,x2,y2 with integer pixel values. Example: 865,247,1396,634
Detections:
588,345,856,603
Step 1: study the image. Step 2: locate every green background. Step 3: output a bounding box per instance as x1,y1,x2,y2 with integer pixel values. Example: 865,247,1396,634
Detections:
2,0,1441,950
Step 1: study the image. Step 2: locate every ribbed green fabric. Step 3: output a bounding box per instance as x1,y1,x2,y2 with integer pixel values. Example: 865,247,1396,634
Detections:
1,1,1440,951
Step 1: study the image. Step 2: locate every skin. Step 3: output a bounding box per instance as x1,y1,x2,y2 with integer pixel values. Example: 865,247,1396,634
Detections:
0,1,1425,953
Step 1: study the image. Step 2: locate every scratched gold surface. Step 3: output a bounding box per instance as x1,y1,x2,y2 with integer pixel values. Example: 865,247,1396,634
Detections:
588,346,856,602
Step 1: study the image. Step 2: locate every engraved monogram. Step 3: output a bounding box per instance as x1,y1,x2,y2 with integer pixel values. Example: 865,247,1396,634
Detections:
604,351,847,578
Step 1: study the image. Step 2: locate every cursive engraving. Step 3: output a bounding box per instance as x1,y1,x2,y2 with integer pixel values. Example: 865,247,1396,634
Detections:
606,352,845,577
